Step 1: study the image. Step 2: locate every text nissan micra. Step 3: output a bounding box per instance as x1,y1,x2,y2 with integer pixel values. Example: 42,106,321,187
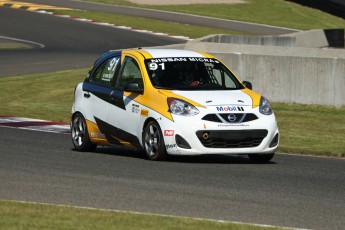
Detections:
71,49,279,162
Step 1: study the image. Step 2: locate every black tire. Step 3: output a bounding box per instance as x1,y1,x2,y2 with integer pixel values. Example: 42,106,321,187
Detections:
248,153,274,163
71,113,96,152
142,120,167,161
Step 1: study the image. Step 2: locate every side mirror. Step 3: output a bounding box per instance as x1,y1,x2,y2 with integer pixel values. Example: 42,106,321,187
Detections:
242,81,252,90
124,82,143,94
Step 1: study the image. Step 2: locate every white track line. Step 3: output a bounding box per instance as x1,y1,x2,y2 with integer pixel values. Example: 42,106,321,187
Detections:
3,199,311,230
0,35,45,48
35,10,192,41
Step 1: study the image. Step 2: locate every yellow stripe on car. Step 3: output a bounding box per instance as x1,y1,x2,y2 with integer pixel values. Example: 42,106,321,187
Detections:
241,88,261,108
86,120,109,145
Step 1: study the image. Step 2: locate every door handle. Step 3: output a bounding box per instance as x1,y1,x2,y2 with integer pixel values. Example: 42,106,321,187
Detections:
109,91,118,102
110,97,118,102
84,92,91,98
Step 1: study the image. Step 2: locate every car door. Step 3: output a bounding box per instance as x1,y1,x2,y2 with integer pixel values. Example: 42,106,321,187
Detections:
106,55,144,147
82,54,121,133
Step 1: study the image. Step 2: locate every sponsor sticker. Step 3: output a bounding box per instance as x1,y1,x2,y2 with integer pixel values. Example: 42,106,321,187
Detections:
149,58,220,71
218,124,249,127
150,57,219,63
140,109,149,117
165,144,177,149
90,132,106,139
132,104,139,114
101,73,112,82
216,106,244,112
164,130,174,136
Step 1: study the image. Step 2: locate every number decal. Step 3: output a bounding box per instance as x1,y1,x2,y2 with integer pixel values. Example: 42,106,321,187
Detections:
108,58,119,71
159,63,165,70
149,63,158,70
149,63,165,70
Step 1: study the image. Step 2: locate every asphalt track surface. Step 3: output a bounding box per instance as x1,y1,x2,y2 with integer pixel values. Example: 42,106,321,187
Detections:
0,0,298,77
1,127,345,230
1,2,345,230
0,6,183,77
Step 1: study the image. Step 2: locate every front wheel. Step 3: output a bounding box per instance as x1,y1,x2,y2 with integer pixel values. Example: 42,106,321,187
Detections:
71,113,96,152
142,120,167,161
248,153,274,163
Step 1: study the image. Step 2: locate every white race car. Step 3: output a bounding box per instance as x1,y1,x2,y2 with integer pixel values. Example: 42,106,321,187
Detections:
71,49,279,162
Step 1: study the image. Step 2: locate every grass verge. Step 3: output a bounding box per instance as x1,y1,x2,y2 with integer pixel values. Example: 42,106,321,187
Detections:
0,43,30,50
274,103,345,157
83,0,345,30
0,200,283,230
0,69,344,157
53,10,250,39
0,69,86,122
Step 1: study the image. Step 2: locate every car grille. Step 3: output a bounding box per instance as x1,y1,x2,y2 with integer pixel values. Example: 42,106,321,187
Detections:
202,113,258,123
196,130,268,148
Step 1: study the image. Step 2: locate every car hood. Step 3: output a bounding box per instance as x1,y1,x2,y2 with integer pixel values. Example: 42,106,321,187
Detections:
171,90,256,107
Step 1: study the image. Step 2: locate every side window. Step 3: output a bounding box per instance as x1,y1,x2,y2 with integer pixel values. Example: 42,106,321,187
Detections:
90,56,120,87
118,57,143,88
210,64,237,88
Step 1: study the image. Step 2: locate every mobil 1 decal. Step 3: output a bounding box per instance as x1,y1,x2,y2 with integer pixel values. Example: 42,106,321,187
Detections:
216,106,244,112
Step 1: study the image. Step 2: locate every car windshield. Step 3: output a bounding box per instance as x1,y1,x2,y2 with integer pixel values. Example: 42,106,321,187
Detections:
145,57,244,90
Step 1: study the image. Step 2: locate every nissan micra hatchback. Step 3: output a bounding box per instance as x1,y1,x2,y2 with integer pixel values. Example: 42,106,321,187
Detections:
71,49,279,162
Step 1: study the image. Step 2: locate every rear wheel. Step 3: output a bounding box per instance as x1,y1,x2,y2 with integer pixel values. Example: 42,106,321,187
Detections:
142,120,167,161
248,153,274,163
71,113,96,152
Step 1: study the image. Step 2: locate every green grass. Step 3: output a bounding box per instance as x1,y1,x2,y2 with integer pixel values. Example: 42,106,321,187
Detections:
0,69,86,122
274,103,345,157
83,0,345,30
53,0,345,40
0,42,31,50
0,200,283,230
54,10,250,39
0,69,344,157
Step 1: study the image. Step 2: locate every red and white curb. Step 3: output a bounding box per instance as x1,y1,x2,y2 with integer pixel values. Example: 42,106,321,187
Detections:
35,10,192,41
0,116,70,134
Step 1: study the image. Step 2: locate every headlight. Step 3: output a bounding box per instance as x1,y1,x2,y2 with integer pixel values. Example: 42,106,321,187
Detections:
259,97,273,115
167,97,199,116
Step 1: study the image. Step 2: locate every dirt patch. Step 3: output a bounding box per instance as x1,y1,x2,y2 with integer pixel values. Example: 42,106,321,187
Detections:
128,0,245,5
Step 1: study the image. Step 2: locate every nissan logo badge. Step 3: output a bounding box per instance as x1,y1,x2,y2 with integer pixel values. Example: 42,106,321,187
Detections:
228,114,237,122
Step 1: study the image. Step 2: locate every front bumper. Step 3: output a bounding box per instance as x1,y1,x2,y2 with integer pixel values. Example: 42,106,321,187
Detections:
161,109,279,156
196,129,268,148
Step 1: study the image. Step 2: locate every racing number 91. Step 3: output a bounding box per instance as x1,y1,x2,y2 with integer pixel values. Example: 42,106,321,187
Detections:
108,58,119,71
149,63,165,71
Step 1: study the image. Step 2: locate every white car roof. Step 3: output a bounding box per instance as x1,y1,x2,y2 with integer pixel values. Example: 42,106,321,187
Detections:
143,49,206,58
